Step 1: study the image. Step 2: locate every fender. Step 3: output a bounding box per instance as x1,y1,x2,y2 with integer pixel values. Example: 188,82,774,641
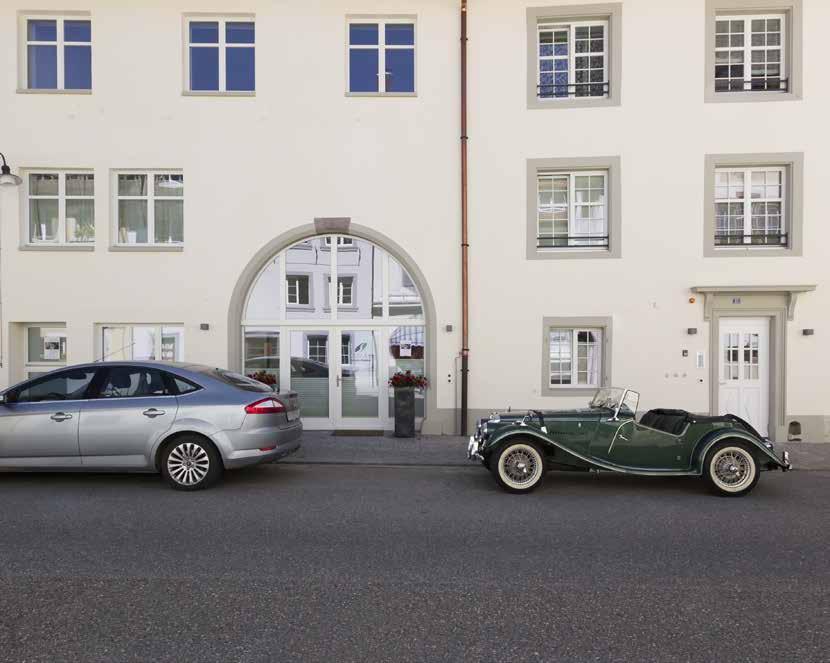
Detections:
693,429,787,473
150,418,226,470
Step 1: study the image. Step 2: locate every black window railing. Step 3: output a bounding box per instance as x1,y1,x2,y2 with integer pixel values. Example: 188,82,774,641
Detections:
538,235,609,249
715,78,789,93
714,232,788,246
538,82,609,99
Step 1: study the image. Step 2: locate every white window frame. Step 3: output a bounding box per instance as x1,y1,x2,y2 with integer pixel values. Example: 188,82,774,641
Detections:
21,14,92,91
346,17,417,95
537,20,608,100
548,327,603,388
307,336,328,363
99,325,185,362
112,171,184,247
341,334,353,366
184,15,255,94
25,170,95,246
286,275,311,306
537,170,608,249
715,13,787,93
714,166,787,246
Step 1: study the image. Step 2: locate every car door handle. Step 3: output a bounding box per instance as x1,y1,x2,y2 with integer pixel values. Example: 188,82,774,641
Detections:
142,408,166,418
51,412,73,422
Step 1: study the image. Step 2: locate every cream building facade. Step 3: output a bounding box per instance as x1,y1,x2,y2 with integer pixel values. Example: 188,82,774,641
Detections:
0,0,827,442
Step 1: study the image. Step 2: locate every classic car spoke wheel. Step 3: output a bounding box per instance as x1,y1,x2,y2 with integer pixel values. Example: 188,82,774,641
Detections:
495,442,545,493
705,443,758,497
161,436,222,491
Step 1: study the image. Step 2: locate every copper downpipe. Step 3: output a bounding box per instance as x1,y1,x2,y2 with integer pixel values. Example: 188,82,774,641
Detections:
460,0,470,436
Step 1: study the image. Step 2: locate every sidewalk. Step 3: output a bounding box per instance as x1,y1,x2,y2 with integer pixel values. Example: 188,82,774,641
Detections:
284,431,830,470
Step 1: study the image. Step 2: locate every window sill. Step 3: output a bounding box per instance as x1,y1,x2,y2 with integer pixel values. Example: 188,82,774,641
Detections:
542,387,601,398
109,244,184,253
345,92,417,98
530,247,618,261
706,246,799,258
182,90,255,97
20,243,95,252
705,90,800,104
286,304,315,311
528,95,619,110
17,88,92,95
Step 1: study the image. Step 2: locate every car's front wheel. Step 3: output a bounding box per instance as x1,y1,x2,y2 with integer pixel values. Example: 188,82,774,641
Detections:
491,439,546,494
703,440,759,497
160,436,223,491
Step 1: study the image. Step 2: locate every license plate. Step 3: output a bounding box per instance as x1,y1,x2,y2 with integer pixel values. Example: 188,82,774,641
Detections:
287,409,300,421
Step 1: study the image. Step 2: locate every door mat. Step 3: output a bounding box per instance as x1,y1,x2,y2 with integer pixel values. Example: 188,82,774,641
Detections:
332,430,387,437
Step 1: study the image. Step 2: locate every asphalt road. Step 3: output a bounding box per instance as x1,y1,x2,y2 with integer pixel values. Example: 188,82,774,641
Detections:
0,464,828,663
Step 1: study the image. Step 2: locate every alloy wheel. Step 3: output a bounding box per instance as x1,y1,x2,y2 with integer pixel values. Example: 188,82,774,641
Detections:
167,442,210,487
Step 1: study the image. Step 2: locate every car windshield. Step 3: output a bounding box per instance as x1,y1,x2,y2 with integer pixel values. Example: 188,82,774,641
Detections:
589,387,624,410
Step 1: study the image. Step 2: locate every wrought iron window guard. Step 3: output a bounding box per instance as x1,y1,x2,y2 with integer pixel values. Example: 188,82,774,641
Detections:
715,78,789,93
714,232,788,246
538,235,609,249
537,82,609,99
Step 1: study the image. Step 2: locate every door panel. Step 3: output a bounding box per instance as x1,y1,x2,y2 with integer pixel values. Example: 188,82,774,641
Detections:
719,319,769,436
0,401,82,462
590,419,688,469
289,330,332,428
340,330,380,422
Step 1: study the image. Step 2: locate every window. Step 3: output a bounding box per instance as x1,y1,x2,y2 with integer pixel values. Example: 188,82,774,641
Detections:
537,21,608,99
348,19,415,94
26,171,94,245
186,18,255,93
549,329,602,387
715,15,786,92
24,16,91,91
307,336,328,363
342,335,353,366
704,153,802,257
715,167,786,246
171,376,201,395
24,325,67,379
100,325,185,361
286,275,310,306
328,276,354,306
12,368,96,403
115,173,183,246
537,171,608,248
323,236,354,247
527,5,621,109
96,367,172,399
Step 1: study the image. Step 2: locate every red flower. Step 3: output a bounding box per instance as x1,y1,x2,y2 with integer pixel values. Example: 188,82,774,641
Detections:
388,371,428,390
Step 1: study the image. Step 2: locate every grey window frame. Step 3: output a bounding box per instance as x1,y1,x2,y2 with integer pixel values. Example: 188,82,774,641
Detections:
703,152,803,257
527,3,622,110
704,0,802,103
541,316,613,397
527,156,621,260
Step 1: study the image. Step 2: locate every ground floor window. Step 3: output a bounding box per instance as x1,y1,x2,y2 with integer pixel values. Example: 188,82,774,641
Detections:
24,324,67,379
549,328,602,387
100,325,185,361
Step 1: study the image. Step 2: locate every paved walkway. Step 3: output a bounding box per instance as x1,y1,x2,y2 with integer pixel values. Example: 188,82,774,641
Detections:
285,431,830,470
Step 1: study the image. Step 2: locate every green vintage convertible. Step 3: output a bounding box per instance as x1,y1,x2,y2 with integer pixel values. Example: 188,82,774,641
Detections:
467,387,790,496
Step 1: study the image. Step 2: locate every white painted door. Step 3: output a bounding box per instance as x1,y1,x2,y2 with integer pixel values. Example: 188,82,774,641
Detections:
718,318,770,436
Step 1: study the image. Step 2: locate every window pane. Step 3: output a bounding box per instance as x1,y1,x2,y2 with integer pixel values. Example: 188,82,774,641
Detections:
28,45,57,89
132,327,158,360
154,174,183,197
190,47,219,90
30,173,58,195
385,23,414,46
64,20,91,42
244,328,280,382
349,48,379,92
189,21,218,44
226,22,254,44
349,23,378,45
386,48,415,92
161,327,185,361
15,369,96,403
28,19,56,41
66,173,94,196
119,174,146,196
227,47,255,91
64,45,91,89
388,257,422,318
66,199,95,242
118,200,148,244
29,199,59,242
154,200,184,243
98,367,170,398
27,327,67,363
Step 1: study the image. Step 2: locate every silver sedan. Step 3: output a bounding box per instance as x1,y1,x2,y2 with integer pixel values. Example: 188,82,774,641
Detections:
0,362,302,490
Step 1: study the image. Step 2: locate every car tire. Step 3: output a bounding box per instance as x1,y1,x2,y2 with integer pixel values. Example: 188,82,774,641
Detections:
490,439,546,494
703,440,760,497
160,435,223,491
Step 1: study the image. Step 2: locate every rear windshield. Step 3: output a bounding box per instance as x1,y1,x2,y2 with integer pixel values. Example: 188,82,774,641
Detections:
205,369,273,393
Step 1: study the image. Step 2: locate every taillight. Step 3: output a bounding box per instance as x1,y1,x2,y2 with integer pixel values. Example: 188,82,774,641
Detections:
245,397,286,415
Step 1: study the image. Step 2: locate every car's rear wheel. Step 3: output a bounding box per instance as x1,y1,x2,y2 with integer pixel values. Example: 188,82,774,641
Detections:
161,436,223,491
703,441,759,497
491,439,545,494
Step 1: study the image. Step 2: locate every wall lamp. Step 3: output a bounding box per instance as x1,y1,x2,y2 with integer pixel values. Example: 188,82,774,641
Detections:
0,152,22,187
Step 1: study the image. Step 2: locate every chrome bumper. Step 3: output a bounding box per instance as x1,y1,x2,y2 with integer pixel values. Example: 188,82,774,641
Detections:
467,436,483,461
781,450,791,471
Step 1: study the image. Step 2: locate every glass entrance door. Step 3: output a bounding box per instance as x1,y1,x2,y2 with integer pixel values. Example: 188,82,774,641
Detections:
339,330,381,426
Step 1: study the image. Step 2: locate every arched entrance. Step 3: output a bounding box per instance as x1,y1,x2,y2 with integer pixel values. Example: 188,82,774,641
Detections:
228,224,435,431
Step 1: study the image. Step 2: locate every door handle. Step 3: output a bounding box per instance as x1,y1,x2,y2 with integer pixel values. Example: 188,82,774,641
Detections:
142,408,166,418
51,412,73,422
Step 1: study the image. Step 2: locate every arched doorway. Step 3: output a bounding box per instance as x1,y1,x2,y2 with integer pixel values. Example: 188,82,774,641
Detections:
230,229,432,431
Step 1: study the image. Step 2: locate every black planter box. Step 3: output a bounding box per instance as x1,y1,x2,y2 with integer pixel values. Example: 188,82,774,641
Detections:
393,387,416,438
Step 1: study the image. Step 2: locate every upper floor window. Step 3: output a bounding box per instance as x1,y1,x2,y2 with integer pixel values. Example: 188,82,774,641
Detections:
115,172,183,247
715,15,786,92
24,17,91,91
537,171,608,249
348,19,415,94
537,21,608,99
286,275,311,306
714,166,786,246
186,17,255,93
26,171,94,245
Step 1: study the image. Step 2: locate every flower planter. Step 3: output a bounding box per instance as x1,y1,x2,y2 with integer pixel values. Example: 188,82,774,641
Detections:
393,387,416,438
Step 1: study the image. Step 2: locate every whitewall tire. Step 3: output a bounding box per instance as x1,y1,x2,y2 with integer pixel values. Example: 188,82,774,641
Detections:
491,440,546,494
704,441,760,497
